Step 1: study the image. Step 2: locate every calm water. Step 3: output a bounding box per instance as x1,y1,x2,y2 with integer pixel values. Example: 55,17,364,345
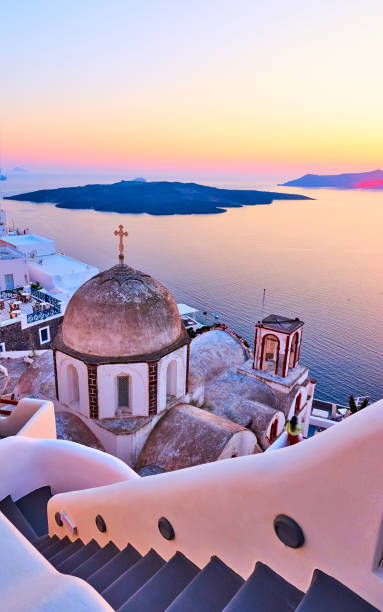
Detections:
1,173,382,404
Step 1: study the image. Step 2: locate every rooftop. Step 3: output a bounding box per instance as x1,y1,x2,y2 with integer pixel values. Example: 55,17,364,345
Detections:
9,234,53,246
28,253,98,276
0,244,26,260
239,359,308,388
259,314,303,334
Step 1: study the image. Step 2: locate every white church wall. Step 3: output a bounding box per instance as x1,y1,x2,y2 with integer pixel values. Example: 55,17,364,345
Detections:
85,411,166,467
265,410,286,440
287,386,309,421
217,430,259,459
157,346,187,412
115,413,164,466
0,257,29,290
56,352,89,418
97,363,149,418
82,419,119,457
303,379,316,437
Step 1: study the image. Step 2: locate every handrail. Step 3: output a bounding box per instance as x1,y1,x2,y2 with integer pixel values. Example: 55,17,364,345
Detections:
30,288,61,306
0,398,18,405
0,409,12,415
27,305,61,324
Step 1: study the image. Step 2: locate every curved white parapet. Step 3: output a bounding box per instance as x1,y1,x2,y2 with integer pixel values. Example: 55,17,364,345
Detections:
0,398,56,439
0,516,111,611
47,400,383,609
17,399,57,439
0,435,138,502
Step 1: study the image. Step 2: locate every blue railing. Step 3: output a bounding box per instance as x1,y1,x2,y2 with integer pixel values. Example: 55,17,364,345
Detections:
30,288,61,306
26,305,61,324
0,290,18,300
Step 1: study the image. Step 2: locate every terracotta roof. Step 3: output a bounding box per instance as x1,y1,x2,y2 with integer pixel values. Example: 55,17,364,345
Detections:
137,404,253,472
59,264,187,359
189,329,248,383
55,411,104,450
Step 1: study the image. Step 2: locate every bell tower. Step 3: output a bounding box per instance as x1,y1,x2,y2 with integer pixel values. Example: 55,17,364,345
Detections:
253,314,304,378
238,313,316,436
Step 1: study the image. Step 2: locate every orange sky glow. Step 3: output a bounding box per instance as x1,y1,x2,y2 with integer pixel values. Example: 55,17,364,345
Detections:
1,0,383,181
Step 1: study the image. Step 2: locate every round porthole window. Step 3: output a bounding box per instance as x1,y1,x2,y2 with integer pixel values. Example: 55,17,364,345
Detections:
158,517,175,541
273,514,305,548
95,514,107,533
55,512,63,527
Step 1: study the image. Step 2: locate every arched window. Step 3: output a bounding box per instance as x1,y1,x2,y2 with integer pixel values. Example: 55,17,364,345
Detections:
117,375,131,415
294,393,302,416
166,360,177,398
67,364,79,407
289,332,299,368
261,335,280,374
269,417,279,442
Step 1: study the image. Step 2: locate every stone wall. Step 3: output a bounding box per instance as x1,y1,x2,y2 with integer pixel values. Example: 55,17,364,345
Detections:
0,316,63,352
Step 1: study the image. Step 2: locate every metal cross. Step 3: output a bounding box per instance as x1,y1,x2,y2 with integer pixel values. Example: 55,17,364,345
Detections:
114,224,128,264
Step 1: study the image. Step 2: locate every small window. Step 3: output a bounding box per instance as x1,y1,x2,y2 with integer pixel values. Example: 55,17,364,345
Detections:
39,326,50,345
117,376,130,410
0,343,5,353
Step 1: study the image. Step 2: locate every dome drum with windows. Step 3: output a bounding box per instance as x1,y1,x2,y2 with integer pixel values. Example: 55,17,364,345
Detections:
53,226,190,423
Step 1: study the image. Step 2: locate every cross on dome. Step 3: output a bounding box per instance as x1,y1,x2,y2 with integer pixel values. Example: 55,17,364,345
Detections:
114,224,128,264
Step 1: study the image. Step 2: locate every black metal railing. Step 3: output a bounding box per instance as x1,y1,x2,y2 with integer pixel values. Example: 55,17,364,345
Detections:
0,290,18,300
30,288,61,306
27,305,61,324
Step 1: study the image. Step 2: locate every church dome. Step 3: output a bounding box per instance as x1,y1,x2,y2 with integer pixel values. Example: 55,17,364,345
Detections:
60,264,186,359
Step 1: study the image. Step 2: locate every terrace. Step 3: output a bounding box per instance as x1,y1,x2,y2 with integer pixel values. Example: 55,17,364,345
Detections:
0,288,62,326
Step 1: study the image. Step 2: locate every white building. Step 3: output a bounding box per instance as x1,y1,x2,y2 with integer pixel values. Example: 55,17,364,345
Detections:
0,208,98,302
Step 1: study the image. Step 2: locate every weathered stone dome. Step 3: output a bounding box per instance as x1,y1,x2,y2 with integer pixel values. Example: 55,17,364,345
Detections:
60,264,186,359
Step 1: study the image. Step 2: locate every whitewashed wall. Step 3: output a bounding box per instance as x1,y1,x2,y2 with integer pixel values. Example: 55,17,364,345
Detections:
56,351,89,418
217,430,258,459
97,362,148,418
157,345,187,412
0,257,29,290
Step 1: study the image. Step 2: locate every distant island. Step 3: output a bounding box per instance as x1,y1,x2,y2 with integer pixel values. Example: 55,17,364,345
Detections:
280,169,383,189
9,167,29,174
4,180,311,215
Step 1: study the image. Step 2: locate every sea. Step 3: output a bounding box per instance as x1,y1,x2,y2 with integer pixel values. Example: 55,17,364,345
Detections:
1,172,382,405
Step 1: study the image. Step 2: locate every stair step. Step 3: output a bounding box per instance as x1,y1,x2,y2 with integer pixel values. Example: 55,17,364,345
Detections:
296,569,380,611
167,555,244,612
102,548,165,610
34,534,58,553
16,486,52,536
56,540,100,574
88,544,142,593
119,551,200,612
0,495,37,543
72,541,120,580
41,536,71,560
223,561,304,611
49,539,84,567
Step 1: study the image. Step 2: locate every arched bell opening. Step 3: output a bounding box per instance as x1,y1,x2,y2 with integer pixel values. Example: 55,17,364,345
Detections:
289,332,300,369
269,416,279,443
261,334,280,374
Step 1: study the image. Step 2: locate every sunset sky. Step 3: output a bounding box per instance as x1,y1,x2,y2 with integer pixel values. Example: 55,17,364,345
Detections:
1,0,382,183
